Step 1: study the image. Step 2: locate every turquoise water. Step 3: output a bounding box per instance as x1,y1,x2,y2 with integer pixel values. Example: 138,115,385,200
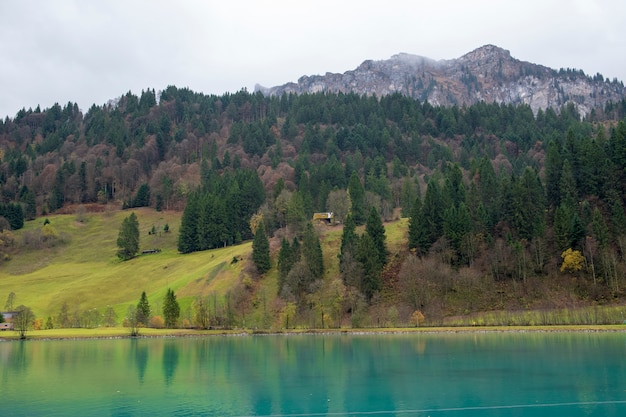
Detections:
1,332,625,416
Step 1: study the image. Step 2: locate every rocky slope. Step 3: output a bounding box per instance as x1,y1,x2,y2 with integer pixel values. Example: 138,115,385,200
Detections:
256,45,625,116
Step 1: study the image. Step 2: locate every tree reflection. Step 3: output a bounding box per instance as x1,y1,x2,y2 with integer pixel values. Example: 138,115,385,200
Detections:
162,340,179,385
129,338,148,383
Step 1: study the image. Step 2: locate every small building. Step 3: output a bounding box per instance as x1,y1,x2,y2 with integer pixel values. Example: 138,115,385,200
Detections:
0,311,18,321
313,212,335,224
0,322,14,331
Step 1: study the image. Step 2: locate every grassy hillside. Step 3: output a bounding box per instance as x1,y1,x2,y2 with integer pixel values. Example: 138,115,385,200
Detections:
0,205,411,327
3,206,626,330
0,207,248,321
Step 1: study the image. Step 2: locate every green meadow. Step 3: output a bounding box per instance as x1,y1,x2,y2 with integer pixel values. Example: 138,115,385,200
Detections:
2,207,625,335
0,208,247,321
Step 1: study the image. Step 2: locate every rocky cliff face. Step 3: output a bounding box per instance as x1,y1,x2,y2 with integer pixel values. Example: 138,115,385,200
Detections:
256,45,625,117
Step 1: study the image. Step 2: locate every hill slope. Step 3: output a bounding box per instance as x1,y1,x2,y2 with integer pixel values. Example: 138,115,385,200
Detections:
0,208,249,322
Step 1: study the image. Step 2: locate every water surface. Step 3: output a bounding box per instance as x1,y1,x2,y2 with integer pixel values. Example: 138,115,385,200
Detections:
1,332,625,416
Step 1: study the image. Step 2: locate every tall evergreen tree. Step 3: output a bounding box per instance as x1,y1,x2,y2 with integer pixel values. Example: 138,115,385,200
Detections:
399,176,419,218
348,171,366,225
443,163,466,208
407,196,423,251
475,156,498,231
0,203,24,230
357,233,382,302
415,178,443,254
117,212,140,260
544,140,562,208
365,206,387,267
252,222,271,274
559,159,578,209
277,238,293,292
339,213,359,271
20,187,37,221
163,288,180,328
592,207,609,249
132,183,151,208
553,204,572,252
136,291,151,326
177,193,199,254
302,222,324,280
443,202,472,256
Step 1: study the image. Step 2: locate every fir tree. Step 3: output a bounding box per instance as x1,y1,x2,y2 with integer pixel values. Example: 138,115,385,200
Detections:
339,213,359,271
163,288,180,328
132,183,151,208
415,178,443,254
443,203,472,255
408,196,422,251
117,212,139,260
136,291,151,326
348,171,366,225
592,207,609,249
252,222,271,274
365,206,387,266
357,233,382,302
302,222,324,280
277,238,293,292
177,193,199,253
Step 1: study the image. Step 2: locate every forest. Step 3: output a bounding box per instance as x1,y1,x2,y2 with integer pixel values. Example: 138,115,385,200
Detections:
2,86,626,325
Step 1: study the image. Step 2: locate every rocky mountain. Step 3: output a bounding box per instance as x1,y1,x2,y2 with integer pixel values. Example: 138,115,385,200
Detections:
256,45,625,117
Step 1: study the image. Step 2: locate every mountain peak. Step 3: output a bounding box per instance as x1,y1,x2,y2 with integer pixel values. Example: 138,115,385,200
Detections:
257,46,626,116
463,44,511,60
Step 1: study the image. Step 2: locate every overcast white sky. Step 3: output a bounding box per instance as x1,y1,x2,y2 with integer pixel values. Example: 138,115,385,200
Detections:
1,0,624,119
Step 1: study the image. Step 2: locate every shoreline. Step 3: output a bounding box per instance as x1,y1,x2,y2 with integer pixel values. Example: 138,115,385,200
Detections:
2,324,626,342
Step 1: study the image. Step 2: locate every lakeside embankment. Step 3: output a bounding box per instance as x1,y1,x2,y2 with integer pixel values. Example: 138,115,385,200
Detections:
2,324,626,341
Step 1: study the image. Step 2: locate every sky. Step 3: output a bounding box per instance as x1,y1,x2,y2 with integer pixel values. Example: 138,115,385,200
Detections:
1,0,625,119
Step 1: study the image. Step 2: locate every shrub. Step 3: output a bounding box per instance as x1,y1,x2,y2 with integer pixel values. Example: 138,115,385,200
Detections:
149,315,165,328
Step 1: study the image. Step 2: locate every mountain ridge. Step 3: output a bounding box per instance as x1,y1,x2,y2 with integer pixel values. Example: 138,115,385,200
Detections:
256,45,625,117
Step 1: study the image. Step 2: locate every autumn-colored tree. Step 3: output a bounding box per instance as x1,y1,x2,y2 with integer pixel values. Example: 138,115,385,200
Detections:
560,248,585,273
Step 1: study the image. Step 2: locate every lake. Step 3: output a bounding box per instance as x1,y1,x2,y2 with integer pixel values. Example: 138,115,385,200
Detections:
1,332,625,416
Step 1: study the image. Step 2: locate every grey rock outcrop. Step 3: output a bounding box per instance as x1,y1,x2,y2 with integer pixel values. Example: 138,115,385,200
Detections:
256,45,625,117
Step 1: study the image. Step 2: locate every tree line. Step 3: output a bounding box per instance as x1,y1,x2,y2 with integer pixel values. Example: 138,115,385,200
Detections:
1,85,626,222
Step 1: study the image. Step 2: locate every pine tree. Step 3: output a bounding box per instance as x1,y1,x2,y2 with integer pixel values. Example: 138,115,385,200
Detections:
339,214,359,271
136,291,151,326
177,193,199,253
277,238,293,292
117,212,139,260
408,196,422,251
252,221,271,274
365,206,387,266
553,204,572,252
163,288,180,328
357,233,382,302
399,177,418,218
592,207,609,249
415,178,443,254
348,171,366,225
544,140,562,208
559,159,578,209
302,222,324,280
132,183,151,208
443,202,472,255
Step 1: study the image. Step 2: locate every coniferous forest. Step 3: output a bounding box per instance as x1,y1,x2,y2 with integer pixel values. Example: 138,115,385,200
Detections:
3,86,626,325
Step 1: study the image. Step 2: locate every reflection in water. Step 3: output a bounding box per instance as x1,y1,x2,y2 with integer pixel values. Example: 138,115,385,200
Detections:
1,340,28,382
162,340,179,385
1,333,626,416
130,338,148,383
